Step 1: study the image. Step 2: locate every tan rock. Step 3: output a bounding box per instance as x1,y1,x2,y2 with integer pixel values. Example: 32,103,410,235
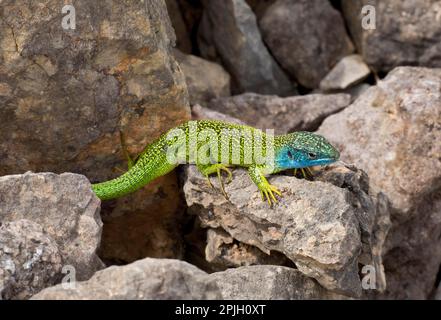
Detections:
31,258,222,300
0,0,190,263
318,66,441,299
183,164,389,297
174,49,231,106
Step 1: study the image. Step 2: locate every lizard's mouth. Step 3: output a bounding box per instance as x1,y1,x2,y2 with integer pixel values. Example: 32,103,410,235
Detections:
309,157,338,167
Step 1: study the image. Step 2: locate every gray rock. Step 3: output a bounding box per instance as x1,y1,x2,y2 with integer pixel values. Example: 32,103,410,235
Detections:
0,172,103,281
205,228,293,270
207,93,351,134
174,49,231,106
0,220,62,300
182,164,388,297
191,104,246,125
320,55,371,91
318,67,441,299
342,0,441,73
435,285,441,300
0,0,189,181
165,0,192,53
260,0,354,88
0,0,190,265
345,83,371,102
209,265,346,299
31,258,222,300
245,0,277,19
198,0,294,95
98,170,186,265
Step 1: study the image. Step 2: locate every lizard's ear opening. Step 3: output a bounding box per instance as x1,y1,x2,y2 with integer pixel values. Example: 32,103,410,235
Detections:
287,150,294,160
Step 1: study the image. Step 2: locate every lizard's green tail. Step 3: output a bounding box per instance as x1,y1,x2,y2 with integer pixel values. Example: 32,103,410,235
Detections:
91,138,177,200
91,169,149,200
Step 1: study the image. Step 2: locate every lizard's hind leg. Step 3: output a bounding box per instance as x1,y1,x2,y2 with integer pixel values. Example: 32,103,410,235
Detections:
113,130,140,173
120,130,140,170
196,163,233,198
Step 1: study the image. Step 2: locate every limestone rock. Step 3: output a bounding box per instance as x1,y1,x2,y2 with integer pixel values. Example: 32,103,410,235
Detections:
435,285,441,300
209,265,344,299
205,228,293,270
31,258,222,300
245,0,276,19
98,172,185,265
260,0,354,88
0,172,103,281
165,0,192,53
174,49,231,106
318,66,441,299
320,55,371,91
191,104,245,125
342,0,441,73
182,164,389,297
198,0,294,95
0,220,62,300
0,0,190,264
207,93,351,134
0,0,189,180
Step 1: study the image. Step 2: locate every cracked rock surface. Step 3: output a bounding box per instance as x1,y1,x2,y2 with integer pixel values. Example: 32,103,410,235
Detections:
182,164,390,297
0,0,190,265
0,172,103,299
318,66,441,299
32,258,222,300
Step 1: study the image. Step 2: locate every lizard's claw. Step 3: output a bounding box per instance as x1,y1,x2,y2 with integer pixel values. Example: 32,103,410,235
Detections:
294,167,314,180
218,165,233,183
205,175,214,189
259,183,282,206
216,165,232,199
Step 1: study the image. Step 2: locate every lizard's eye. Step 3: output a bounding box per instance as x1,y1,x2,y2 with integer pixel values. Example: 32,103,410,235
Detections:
287,150,294,159
308,152,317,160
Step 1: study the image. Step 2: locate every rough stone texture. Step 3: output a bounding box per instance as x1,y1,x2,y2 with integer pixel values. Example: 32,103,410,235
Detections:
320,55,371,91
0,172,103,281
435,285,441,300
0,0,190,264
176,0,204,47
205,228,294,270
191,104,246,125
209,265,345,300
260,0,354,88
245,0,276,19
0,220,63,300
345,83,371,102
183,164,390,297
98,171,185,264
165,0,192,53
318,67,441,299
31,258,222,300
174,49,231,106
207,93,351,134
198,0,294,95
342,0,441,73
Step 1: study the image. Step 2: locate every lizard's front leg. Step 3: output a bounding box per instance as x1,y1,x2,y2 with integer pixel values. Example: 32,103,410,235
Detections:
196,163,233,198
247,165,282,206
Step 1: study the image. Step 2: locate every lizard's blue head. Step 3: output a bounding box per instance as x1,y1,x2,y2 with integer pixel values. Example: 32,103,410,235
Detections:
274,132,339,171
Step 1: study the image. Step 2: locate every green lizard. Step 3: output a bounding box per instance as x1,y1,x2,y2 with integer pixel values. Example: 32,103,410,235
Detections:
92,120,339,205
